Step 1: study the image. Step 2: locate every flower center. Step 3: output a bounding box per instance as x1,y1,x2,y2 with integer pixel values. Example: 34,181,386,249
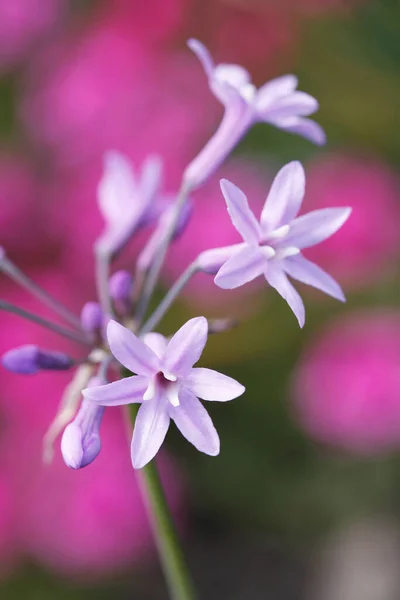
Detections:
259,224,300,260
143,371,180,407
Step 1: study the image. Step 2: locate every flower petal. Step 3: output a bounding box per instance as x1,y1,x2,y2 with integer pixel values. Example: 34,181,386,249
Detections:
214,245,266,289
285,207,351,249
283,254,345,302
163,317,208,377
143,332,168,360
97,151,139,226
274,116,326,146
255,75,298,111
260,161,305,232
107,320,159,375
266,265,305,327
131,393,170,469
187,38,214,79
138,155,163,207
185,368,245,401
82,375,148,406
197,243,245,275
220,179,261,244
262,92,319,120
169,388,220,456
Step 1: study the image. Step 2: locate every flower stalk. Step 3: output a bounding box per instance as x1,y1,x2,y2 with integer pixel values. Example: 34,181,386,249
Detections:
134,181,191,326
129,405,197,600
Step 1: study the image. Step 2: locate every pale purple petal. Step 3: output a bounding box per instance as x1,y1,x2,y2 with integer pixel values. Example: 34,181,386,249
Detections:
285,207,352,249
266,265,305,328
260,161,305,232
138,155,163,208
143,333,168,359
61,400,105,469
274,117,326,145
82,375,148,406
131,393,170,469
107,320,159,375
220,179,261,244
169,388,220,456
97,151,139,226
197,243,245,275
255,75,298,111
262,92,319,120
187,38,214,79
163,317,208,377
214,245,266,290
185,368,245,402
283,254,345,302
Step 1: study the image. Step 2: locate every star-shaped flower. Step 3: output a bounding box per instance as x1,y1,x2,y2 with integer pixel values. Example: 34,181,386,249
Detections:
83,318,245,468
184,39,325,189
198,161,351,327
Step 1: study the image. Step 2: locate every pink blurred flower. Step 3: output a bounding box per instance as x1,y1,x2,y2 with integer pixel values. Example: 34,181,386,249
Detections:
0,469,17,576
292,311,400,455
191,3,295,78
0,153,61,263
0,272,184,578
303,155,399,287
0,0,66,71
20,7,216,168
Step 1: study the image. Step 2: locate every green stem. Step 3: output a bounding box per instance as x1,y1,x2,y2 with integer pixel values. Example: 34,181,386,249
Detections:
134,181,191,327
129,406,197,600
140,261,199,336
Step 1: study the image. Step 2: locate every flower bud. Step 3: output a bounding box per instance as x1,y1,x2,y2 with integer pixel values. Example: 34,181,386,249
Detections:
109,270,133,314
2,345,73,374
80,302,103,335
61,377,106,469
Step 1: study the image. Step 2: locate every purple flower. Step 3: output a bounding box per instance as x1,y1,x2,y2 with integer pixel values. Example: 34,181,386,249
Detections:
61,377,106,469
184,39,325,188
198,161,351,327
2,344,73,374
83,318,245,469
96,151,162,255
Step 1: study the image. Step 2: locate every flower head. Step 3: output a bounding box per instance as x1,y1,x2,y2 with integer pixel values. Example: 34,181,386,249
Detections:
83,318,245,469
198,161,351,327
96,151,163,255
184,39,325,188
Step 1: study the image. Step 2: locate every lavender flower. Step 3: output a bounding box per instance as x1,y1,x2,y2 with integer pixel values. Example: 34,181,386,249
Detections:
61,376,106,469
2,345,73,374
96,151,163,256
83,318,245,469
184,39,325,189
198,161,351,327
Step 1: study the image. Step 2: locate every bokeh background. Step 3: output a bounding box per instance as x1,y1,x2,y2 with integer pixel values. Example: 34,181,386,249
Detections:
0,0,399,598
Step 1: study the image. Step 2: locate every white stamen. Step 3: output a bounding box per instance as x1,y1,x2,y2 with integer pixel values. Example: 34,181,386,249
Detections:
163,371,177,382
261,245,276,259
275,246,300,260
166,383,180,407
267,224,290,241
143,378,156,401
240,83,257,102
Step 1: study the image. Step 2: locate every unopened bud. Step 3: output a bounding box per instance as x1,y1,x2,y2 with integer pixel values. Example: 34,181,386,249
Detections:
80,302,103,335
61,376,106,469
109,270,133,314
2,345,73,374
